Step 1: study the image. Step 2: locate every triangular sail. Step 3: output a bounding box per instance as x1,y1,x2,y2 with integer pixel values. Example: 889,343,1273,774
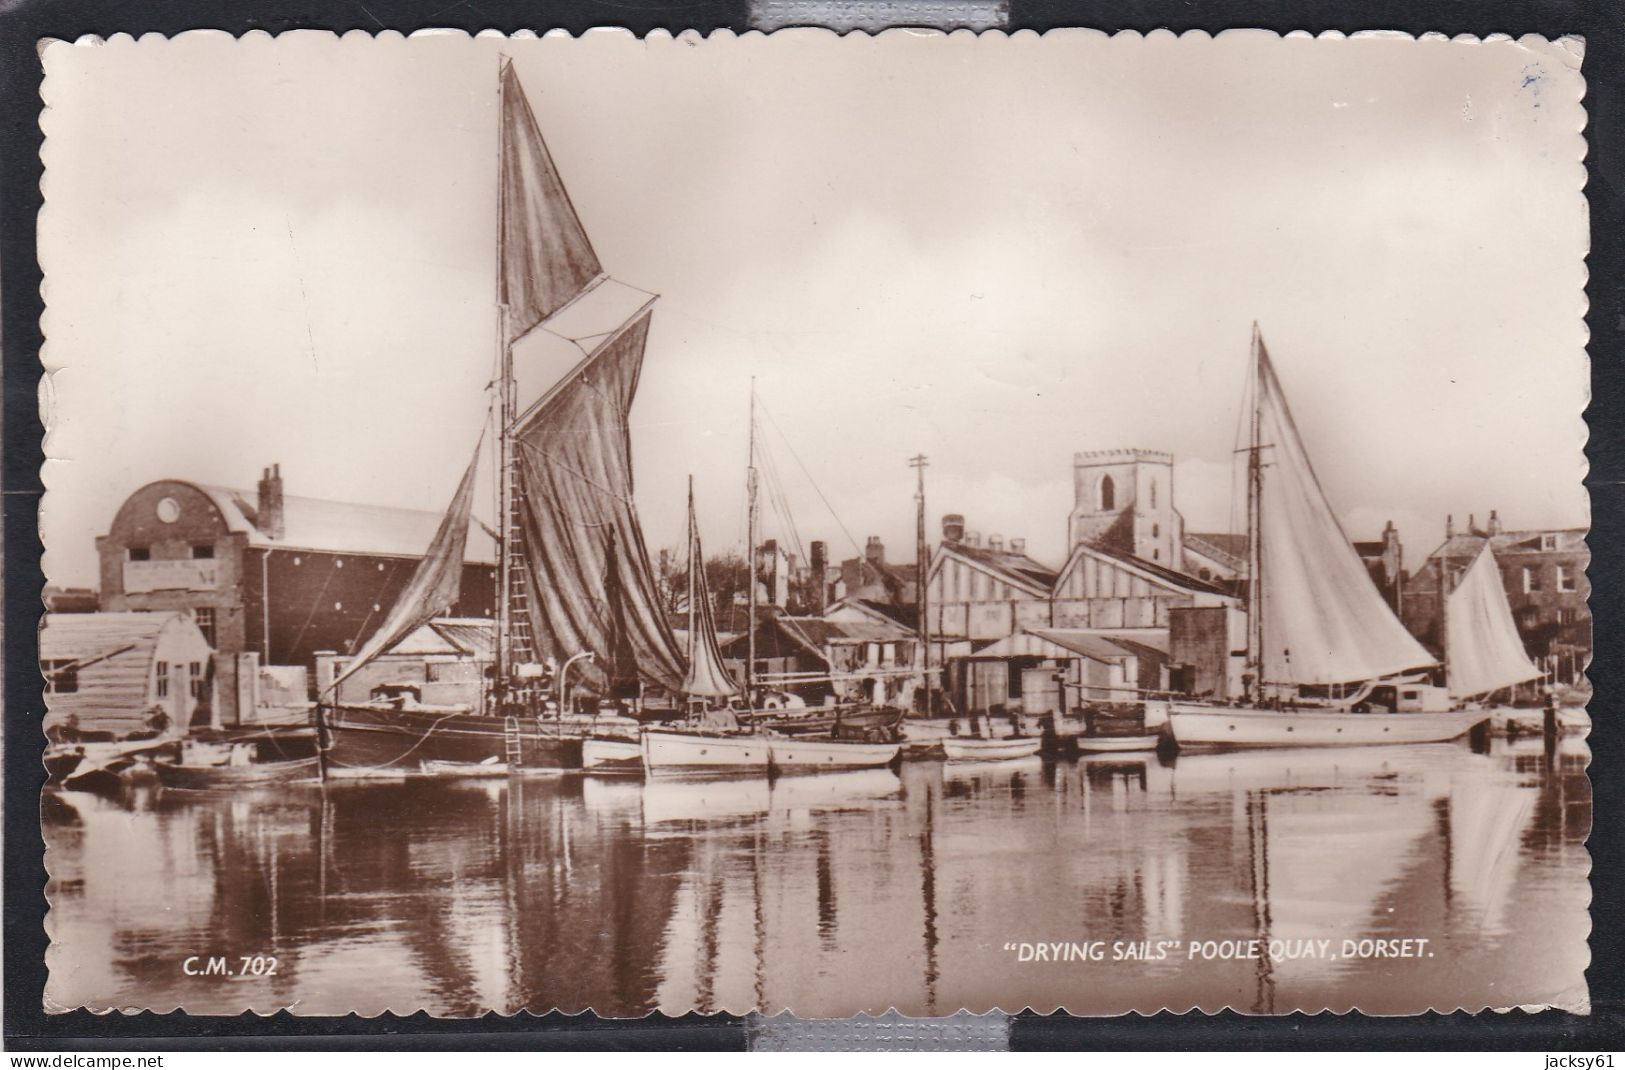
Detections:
500,62,603,339
512,310,686,694
682,483,741,699
330,441,482,690
1446,543,1541,699
1252,331,1435,685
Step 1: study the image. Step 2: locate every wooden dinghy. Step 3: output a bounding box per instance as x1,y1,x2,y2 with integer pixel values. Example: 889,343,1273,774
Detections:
582,736,644,775
1073,733,1163,753
156,755,321,790
941,735,1043,762
420,757,509,778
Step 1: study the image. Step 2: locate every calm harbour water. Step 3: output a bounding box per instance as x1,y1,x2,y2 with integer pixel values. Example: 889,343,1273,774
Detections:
43,738,1589,1018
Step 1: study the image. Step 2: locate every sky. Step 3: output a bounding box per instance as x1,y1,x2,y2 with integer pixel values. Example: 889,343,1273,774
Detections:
39,28,1589,587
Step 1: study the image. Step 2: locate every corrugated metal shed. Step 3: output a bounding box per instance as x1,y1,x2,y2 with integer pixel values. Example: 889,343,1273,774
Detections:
194,484,498,564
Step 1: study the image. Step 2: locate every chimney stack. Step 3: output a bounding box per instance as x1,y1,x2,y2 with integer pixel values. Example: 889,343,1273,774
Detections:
1446,514,1454,539
942,514,965,543
1010,537,1026,554
988,534,1005,552
966,531,981,548
1487,509,1502,536
257,463,286,541
865,536,884,565
809,541,828,612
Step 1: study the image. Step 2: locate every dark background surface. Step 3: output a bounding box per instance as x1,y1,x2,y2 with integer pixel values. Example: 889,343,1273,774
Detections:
2,0,1619,1051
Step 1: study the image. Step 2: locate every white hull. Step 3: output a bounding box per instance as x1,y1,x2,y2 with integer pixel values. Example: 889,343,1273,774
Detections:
767,736,900,773
419,759,509,778
1074,733,1162,753
1167,704,1488,749
582,737,643,773
942,736,1043,762
641,729,769,777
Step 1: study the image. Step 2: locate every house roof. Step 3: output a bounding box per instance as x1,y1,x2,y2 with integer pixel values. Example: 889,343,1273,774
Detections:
1184,532,1247,571
194,484,499,565
719,614,915,662
1061,541,1233,599
825,596,917,628
41,611,178,662
977,628,1165,665
1426,528,1588,562
939,541,1058,593
389,617,496,659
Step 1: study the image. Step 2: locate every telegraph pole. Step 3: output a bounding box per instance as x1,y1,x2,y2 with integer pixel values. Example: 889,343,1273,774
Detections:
909,453,932,715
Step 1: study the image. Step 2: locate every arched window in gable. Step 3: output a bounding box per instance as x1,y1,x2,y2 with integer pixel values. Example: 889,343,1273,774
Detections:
1099,474,1116,511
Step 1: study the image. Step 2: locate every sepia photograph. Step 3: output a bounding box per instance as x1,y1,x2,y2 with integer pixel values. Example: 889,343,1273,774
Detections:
36,28,1589,1019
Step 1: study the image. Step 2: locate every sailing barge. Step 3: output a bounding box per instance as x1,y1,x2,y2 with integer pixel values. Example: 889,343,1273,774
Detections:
321,62,694,775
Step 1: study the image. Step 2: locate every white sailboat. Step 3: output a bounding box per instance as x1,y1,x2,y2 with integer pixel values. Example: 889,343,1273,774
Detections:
1167,326,1502,749
640,480,769,777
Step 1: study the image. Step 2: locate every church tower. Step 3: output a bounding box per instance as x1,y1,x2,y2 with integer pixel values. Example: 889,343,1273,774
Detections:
1068,449,1182,565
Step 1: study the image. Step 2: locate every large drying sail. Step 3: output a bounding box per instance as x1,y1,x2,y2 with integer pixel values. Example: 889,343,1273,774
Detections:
1446,543,1541,699
500,64,687,696
499,62,603,337
1252,330,1434,685
682,483,741,699
330,442,483,690
512,311,686,694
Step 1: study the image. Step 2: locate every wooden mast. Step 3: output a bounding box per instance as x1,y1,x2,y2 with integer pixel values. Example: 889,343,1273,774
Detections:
746,378,759,703
910,453,932,714
1246,322,1265,702
494,57,515,699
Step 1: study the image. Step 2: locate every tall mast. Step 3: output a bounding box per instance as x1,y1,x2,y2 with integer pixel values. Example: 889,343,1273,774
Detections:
687,475,698,670
494,58,515,694
910,453,932,714
746,378,759,701
1246,322,1265,700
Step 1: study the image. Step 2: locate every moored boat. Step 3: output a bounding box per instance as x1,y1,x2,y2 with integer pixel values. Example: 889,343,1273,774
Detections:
641,728,769,776
1166,707,1487,749
766,734,901,773
582,735,644,774
1073,732,1163,753
942,735,1042,762
1165,326,1524,751
420,756,509,777
156,755,321,790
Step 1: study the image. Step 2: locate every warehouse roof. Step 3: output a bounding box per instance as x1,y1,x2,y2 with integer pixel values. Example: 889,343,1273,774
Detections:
196,484,499,565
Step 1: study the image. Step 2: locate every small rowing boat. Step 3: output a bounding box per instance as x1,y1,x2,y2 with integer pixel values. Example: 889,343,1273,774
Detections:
1073,733,1162,754
942,735,1042,762
156,754,320,790
582,736,644,775
420,757,509,778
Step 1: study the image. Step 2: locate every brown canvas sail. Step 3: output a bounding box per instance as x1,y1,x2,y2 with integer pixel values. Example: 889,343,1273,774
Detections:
498,65,686,696
329,441,482,691
499,61,603,338
511,310,686,694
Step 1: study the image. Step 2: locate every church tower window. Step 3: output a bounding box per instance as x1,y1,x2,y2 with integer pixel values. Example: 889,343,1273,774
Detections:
1100,475,1115,511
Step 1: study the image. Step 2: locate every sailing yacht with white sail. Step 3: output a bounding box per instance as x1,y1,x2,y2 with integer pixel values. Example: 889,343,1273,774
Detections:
640,479,771,776
1166,326,1509,749
321,61,691,775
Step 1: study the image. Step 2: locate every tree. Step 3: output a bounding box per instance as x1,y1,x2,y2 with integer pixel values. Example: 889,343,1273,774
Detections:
654,545,752,621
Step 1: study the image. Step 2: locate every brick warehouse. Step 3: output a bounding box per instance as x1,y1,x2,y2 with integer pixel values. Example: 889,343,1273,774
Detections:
96,464,497,673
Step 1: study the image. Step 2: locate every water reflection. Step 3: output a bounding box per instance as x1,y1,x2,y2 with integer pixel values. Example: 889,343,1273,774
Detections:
44,739,1589,1017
